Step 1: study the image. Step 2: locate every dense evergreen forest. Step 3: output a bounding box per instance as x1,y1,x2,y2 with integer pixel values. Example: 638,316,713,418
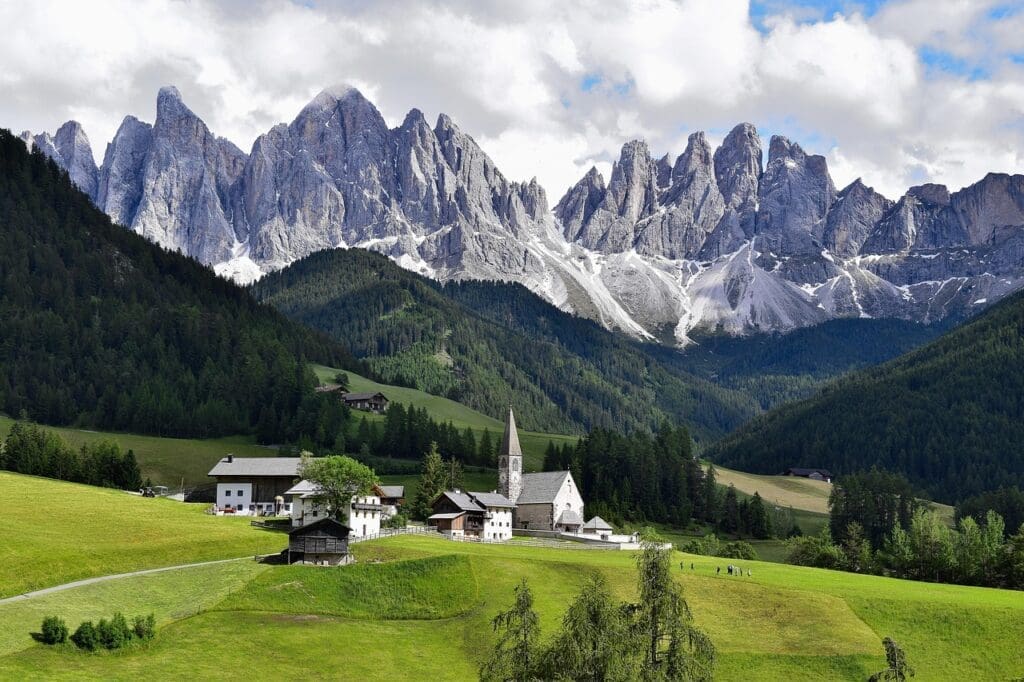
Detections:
0,130,359,444
251,248,764,440
708,289,1024,503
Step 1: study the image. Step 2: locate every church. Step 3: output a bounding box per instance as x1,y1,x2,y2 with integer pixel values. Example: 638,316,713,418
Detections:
499,408,585,532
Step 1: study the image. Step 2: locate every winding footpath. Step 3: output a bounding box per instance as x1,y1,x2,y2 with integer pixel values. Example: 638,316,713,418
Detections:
0,555,269,606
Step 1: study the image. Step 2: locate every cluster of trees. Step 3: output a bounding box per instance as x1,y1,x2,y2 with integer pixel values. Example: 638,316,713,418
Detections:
789,471,1024,589
347,402,499,467
709,287,1024,503
957,487,1024,537
251,247,759,442
409,443,466,521
0,130,360,446
1,422,141,490
38,613,155,651
480,536,715,682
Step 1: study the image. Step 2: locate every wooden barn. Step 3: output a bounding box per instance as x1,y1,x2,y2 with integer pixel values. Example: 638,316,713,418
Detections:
342,391,389,413
287,518,352,566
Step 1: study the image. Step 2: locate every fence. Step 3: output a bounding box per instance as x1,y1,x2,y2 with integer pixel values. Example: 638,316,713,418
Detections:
348,525,441,544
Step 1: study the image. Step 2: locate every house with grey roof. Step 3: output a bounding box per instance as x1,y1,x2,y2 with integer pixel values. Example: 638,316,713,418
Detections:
496,408,586,533
428,489,514,540
284,479,385,538
207,455,301,516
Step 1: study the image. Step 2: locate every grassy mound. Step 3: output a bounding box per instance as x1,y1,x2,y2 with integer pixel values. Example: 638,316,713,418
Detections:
218,555,477,620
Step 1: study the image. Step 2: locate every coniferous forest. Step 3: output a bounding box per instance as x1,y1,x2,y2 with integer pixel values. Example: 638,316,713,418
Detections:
0,130,359,445
708,288,1024,503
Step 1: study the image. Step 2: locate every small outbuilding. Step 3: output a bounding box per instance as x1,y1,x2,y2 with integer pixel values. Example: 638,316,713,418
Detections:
783,467,833,483
581,516,613,538
342,392,389,413
287,518,351,566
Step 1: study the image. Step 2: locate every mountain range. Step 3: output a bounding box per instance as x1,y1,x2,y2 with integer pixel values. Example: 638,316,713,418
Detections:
22,86,1024,343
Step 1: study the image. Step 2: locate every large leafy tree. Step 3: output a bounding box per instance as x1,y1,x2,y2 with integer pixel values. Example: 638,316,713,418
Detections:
299,454,378,521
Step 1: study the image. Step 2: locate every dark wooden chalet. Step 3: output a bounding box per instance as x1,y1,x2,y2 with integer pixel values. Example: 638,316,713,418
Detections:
287,518,352,566
342,391,389,413
783,467,833,483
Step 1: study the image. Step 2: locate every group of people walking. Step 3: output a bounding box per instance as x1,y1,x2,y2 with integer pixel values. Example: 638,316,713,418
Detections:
681,561,752,578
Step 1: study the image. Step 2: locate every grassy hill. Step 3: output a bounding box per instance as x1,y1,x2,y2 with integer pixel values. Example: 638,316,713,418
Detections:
1,534,1020,680
0,472,269,597
709,288,1024,503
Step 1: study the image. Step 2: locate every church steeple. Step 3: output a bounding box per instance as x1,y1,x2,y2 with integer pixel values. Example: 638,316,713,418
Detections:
498,407,523,504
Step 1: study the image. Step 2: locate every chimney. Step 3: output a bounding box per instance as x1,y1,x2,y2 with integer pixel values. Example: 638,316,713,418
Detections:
227,454,234,463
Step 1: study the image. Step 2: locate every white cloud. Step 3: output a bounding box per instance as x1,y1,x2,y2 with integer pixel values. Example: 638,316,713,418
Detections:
0,0,1021,204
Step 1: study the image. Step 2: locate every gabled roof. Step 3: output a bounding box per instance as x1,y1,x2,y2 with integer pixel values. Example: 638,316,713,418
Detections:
582,516,613,531
428,512,466,520
785,467,833,477
557,509,583,527
471,491,515,508
288,517,350,536
516,471,570,505
208,457,300,478
343,392,387,401
500,407,523,458
438,490,483,513
378,485,405,498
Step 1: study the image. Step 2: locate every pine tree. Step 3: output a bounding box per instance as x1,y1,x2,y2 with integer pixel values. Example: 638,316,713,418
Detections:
411,442,447,520
702,464,719,524
480,578,540,682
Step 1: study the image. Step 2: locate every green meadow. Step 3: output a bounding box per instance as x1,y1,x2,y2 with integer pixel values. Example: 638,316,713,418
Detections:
0,472,270,598
0,532,1021,680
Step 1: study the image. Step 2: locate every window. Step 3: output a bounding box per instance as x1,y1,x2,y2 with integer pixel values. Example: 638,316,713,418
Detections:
237,490,244,497
225,490,231,497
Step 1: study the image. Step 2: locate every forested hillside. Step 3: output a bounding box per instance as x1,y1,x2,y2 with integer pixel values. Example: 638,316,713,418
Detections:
251,249,760,439
708,289,1024,502
0,130,359,443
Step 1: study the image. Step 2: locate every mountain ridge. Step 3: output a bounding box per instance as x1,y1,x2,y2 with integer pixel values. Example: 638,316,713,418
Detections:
21,85,1024,345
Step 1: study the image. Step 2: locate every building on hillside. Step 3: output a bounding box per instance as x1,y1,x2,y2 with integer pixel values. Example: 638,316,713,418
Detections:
342,391,389,413
498,408,585,532
783,467,833,483
378,485,405,517
287,518,351,565
207,455,300,516
581,516,613,540
428,489,514,540
285,479,386,538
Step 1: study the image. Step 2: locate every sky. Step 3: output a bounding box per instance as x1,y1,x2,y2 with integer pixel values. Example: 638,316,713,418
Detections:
1,0,1022,201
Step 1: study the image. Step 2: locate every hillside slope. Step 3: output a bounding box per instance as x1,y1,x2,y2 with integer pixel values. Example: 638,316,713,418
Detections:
252,248,759,440
0,129,357,443
708,289,1024,502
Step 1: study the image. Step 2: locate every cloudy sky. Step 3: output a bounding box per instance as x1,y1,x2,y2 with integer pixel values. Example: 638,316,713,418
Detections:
1,0,1022,200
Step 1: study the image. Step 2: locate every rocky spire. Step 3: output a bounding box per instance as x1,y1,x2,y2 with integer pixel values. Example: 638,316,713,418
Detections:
699,122,762,258
823,179,892,256
755,135,835,254
554,166,606,241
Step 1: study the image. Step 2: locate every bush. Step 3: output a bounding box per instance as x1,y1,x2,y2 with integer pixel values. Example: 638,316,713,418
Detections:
39,616,68,644
383,512,409,529
720,540,759,561
96,612,133,650
132,614,156,640
70,621,98,651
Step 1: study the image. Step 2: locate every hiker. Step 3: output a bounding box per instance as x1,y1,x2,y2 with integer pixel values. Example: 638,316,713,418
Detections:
747,569,752,577
716,566,721,575
727,564,733,575
691,562,694,570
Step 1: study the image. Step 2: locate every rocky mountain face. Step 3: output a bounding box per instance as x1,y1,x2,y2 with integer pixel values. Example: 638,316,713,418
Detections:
25,87,1024,344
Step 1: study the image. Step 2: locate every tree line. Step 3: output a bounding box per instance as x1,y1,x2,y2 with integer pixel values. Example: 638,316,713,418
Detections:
789,470,1024,589
1,422,141,490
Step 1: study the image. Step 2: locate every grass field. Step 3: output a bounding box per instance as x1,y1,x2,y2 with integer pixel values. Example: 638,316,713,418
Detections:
0,472,272,598
1,534,1021,680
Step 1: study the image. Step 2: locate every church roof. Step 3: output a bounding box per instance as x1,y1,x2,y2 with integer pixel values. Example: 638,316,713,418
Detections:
516,471,570,505
500,407,523,458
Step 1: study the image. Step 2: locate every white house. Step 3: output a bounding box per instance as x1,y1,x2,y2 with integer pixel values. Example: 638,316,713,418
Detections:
285,479,385,538
207,456,300,516
427,489,515,540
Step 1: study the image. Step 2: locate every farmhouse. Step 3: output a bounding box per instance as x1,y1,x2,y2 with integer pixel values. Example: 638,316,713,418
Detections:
207,455,300,516
378,485,405,517
343,391,389,413
287,518,351,565
497,408,585,532
285,479,388,538
784,467,833,483
428,489,514,540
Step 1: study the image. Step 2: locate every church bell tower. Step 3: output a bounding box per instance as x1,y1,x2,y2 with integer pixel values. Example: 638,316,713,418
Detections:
498,407,523,504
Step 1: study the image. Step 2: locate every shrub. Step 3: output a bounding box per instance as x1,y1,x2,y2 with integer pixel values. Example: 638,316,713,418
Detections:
720,540,759,561
96,612,133,650
70,621,98,651
39,616,68,644
132,614,156,640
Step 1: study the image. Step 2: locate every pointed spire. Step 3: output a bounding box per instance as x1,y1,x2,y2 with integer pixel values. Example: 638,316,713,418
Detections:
500,407,523,458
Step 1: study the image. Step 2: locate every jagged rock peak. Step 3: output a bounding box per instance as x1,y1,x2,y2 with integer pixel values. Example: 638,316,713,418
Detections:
907,183,950,206
655,153,673,190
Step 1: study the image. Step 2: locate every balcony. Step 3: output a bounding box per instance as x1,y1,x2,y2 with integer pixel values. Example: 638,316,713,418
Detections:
352,502,384,512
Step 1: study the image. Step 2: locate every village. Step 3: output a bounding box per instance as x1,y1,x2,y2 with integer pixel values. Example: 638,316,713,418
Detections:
207,407,643,565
